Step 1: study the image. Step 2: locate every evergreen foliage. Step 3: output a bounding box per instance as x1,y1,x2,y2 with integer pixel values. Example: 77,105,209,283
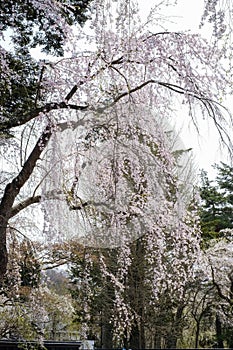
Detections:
0,0,91,55
199,162,233,243
0,0,92,123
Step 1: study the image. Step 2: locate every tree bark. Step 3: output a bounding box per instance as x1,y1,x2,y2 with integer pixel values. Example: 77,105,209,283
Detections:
101,282,113,349
101,320,113,349
129,322,145,349
0,85,82,283
0,125,52,283
0,101,87,132
154,333,162,349
215,314,224,348
128,238,145,349
165,304,184,349
195,321,200,349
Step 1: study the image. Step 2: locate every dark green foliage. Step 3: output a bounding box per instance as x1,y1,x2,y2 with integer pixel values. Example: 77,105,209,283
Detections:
199,162,233,245
0,0,92,55
215,162,233,201
0,51,40,120
19,240,41,288
69,250,116,347
0,0,92,126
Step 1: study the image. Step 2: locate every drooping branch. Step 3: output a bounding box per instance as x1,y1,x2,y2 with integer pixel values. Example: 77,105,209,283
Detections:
0,76,230,232
98,78,225,114
97,78,232,150
104,35,232,149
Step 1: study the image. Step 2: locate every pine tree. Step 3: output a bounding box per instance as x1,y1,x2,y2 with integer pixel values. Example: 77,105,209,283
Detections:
199,163,233,245
0,0,92,125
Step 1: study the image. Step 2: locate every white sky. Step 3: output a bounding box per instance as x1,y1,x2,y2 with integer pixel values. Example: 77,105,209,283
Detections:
137,0,204,31
136,0,232,179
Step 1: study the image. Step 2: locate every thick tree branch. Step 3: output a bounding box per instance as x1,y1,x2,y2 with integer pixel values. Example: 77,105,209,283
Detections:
10,195,41,218
0,123,52,281
0,101,88,132
9,190,89,218
0,123,52,233
0,85,82,281
0,84,81,218
65,84,78,101
97,79,217,111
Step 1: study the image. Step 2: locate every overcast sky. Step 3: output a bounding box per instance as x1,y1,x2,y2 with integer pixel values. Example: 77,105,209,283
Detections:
136,0,232,179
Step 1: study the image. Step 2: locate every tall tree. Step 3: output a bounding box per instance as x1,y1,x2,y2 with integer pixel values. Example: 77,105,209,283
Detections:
0,0,92,282
184,163,233,347
0,0,232,311
0,0,92,124
199,163,233,245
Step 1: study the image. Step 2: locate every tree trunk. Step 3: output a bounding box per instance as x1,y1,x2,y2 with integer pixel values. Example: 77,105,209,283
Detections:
128,238,145,349
0,125,52,283
195,321,200,349
129,322,145,349
0,229,8,283
154,333,162,349
167,304,185,349
215,314,224,348
165,334,178,349
100,275,114,349
162,303,184,349
101,320,113,349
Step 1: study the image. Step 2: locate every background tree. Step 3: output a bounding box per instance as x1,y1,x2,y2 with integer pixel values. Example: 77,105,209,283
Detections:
199,162,233,245
179,163,233,348
204,230,233,349
0,0,92,125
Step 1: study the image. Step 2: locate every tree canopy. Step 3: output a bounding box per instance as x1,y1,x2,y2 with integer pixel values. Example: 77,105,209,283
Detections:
0,0,233,346
200,162,233,243
0,0,91,55
0,0,92,127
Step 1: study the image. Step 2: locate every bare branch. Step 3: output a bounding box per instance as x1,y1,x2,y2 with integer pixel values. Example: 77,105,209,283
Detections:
0,102,88,132
210,265,232,304
65,84,78,101
10,196,41,218
0,80,88,132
